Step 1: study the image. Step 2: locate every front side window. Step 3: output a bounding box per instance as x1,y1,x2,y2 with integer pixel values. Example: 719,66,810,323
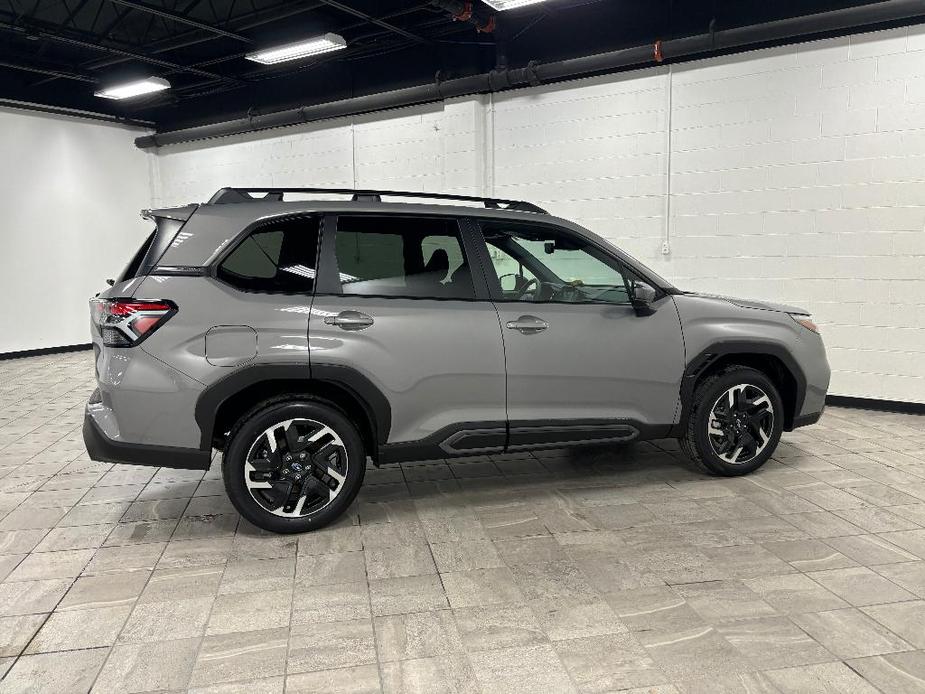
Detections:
335,216,475,299
483,223,633,304
217,217,319,293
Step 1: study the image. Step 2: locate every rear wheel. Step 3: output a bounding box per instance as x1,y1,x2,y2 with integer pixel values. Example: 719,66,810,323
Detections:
223,397,364,533
680,366,783,476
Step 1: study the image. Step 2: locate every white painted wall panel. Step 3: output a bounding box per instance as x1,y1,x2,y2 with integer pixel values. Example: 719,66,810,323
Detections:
0,108,152,354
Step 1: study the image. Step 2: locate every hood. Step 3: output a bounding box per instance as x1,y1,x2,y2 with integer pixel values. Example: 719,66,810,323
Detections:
685,292,810,315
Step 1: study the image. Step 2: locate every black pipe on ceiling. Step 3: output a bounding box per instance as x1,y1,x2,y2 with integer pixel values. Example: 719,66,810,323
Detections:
136,0,925,149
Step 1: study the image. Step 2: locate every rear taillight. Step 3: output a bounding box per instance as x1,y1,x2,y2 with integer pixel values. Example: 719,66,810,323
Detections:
90,298,176,347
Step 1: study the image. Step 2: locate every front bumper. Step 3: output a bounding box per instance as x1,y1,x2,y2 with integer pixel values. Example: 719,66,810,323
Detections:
792,407,824,429
83,407,211,470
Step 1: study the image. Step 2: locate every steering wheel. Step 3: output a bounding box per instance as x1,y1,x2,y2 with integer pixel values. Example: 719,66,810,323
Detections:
551,280,586,302
515,277,539,300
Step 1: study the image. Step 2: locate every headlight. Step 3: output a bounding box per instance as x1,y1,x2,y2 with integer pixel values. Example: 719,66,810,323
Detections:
790,313,819,334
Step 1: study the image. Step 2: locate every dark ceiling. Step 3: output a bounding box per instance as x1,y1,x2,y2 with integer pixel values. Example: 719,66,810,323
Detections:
0,0,915,132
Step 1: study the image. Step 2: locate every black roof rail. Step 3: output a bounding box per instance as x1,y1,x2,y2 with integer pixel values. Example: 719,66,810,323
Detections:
206,187,547,214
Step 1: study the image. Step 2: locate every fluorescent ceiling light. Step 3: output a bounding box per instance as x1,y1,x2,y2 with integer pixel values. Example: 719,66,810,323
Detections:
94,77,170,100
482,0,552,9
246,33,347,65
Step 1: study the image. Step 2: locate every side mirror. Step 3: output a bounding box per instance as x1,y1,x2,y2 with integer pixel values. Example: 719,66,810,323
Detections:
631,281,658,316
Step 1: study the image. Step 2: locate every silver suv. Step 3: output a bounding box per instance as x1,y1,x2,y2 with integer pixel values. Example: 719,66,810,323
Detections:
84,187,830,534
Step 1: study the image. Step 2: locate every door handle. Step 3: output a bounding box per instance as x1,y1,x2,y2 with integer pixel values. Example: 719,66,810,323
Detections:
324,310,374,331
505,315,548,334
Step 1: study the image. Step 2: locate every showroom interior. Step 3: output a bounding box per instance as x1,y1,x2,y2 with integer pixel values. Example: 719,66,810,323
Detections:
1,0,925,692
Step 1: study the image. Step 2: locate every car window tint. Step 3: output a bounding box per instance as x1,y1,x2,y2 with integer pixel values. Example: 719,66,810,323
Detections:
335,216,474,299
483,223,632,304
218,217,318,293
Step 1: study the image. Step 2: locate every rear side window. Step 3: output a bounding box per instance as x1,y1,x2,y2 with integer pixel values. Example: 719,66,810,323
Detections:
218,217,319,293
335,216,474,299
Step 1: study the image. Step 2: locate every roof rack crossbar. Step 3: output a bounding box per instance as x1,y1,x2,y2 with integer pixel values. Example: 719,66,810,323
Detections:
207,187,547,214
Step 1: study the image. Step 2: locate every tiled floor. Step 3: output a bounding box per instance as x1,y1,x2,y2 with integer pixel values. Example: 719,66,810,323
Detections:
0,352,924,693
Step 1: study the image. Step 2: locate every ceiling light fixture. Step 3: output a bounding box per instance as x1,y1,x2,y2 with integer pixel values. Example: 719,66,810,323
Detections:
94,77,171,100
481,0,552,10
245,33,347,65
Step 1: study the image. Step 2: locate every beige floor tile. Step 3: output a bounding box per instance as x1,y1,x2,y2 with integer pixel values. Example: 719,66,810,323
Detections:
82,541,165,574
555,632,667,691
381,655,478,694
26,604,130,653
206,588,292,635
187,676,285,694
288,619,376,674
33,524,113,552
297,549,368,585
441,567,523,609
375,609,464,661
139,564,224,603
605,587,702,632
743,573,849,614
469,643,576,694
791,607,913,659
190,627,288,687
220,557,295,594
808,565,918,606
118,595,214,643
288,664,381,694
861,600,925,648
5,548,94,581
0,647,108,693
763,661,880,693
675,580,778,623
0,578,71,616
370,574,448,615
715,615,834,669
875,560,925,598
0,612,46,657
638,625,752,681
92,637,200,693
291,581,371,624
826,534,920,566
847,651,925,694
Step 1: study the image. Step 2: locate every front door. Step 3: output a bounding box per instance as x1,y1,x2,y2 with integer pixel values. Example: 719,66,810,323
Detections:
476,220,684,446
309,214,507,458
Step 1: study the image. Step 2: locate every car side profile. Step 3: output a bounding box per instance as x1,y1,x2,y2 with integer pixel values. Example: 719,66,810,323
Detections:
83,187,830,534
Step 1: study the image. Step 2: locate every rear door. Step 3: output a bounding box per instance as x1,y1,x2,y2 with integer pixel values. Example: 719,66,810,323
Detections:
473,219,684,446
309,214,507,457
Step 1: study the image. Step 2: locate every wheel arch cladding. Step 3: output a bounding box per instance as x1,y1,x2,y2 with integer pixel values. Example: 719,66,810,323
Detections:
679,342,805,431
194,363,390,457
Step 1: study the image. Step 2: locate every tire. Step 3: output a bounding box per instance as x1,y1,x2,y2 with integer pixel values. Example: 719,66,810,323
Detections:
680,366,783,476
223,396,365,534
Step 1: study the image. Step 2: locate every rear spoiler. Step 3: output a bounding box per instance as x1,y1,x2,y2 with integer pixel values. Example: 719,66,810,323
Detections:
141,204,198,222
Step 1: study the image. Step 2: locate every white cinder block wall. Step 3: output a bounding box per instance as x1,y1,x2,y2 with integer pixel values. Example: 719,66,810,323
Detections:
153,24,925,404
0,108,153,354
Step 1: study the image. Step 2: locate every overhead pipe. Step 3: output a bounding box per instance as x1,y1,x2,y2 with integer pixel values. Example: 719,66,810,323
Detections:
136,0,925,149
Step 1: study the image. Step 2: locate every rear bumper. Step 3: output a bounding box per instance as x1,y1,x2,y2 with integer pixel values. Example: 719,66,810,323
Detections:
83,409,211,470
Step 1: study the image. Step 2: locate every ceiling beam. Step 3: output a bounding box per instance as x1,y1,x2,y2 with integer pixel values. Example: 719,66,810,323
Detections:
0,58,97,83
0,19,246,84
103,0,254,43
317,0,430,44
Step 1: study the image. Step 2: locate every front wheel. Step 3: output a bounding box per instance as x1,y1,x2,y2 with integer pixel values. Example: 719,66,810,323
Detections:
223,397,365,534
680,366,783,476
